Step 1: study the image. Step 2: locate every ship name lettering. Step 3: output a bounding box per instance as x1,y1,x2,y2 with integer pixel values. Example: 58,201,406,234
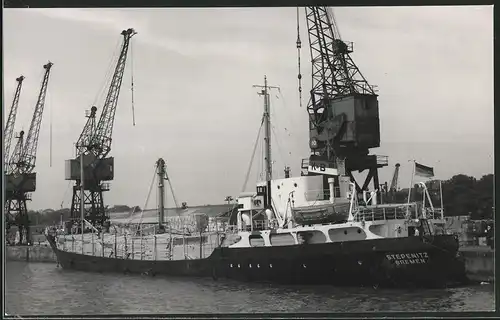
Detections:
386,252,429,265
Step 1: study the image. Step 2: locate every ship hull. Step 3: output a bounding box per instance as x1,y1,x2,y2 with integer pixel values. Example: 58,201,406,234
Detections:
46,234,468,288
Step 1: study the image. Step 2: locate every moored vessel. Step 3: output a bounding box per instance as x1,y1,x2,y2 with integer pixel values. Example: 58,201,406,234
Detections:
46,75,468,288
46,7,468,288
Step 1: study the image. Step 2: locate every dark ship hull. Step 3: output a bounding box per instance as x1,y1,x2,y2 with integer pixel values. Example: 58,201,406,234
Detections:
46,234,468,288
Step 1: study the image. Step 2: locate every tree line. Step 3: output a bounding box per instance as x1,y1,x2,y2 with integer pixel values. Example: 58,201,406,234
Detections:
26,205,141,227
388,173,493,220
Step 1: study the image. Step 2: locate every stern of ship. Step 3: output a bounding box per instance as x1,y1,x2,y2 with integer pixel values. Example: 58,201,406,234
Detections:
377,234,468,288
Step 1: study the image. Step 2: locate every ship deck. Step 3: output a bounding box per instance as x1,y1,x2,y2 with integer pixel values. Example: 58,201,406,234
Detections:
55,231,222,261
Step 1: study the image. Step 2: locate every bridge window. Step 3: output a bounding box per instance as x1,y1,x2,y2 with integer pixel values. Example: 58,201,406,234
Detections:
249,235,265,247
270,233,295,246
297,230,326,244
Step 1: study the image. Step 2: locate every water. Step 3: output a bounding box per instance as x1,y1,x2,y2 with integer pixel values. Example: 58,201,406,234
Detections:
5,261,495,315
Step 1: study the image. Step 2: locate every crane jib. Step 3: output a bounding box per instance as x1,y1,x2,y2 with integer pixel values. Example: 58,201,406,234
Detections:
9,62,53,176
20,62,54,174
81,28,136,160
4,76,25,174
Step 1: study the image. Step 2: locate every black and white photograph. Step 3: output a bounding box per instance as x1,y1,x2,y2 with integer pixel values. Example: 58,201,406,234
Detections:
3,5,495,316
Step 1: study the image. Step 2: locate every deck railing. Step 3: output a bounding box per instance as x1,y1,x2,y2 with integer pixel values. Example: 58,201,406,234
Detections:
353,205,444,222
56,230,223,261
55,215,232,260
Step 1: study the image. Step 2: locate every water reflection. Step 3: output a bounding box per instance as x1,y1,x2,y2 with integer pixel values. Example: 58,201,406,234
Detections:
5,262,494,315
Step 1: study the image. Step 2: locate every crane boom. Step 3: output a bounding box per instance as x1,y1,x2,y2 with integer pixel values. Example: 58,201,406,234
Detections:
302,7,386,200
75,106,97,155
84,28,136,160
4,76,25,173
8,131,25,175
390,163,401,192
305,7,375,129
67,28,137,227
19,62,54,174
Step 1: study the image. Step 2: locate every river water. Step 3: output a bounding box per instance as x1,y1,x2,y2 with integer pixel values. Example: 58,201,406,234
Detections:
4,261,495,315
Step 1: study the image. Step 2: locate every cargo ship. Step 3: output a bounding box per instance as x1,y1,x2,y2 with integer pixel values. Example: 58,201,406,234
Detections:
45,151,468,288
45,77,468,288
46,8,468,288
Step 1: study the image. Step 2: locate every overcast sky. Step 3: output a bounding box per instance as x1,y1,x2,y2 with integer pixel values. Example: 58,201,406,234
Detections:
3,6,493,211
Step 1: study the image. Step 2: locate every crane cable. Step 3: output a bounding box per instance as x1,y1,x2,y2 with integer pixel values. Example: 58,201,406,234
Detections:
92,38,122,107
130,39,136,126
49,89,53,167
296,7,303,108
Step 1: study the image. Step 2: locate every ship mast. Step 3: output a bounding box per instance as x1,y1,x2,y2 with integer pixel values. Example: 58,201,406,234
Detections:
157,158,166,231
253,76,279,182
253,76,280,212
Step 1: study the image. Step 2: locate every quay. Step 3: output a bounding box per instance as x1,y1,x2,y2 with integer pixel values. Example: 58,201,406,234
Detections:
459,245,494,283
6,243,57,263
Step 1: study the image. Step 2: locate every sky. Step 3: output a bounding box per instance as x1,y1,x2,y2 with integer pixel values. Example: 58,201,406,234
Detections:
3,6,494,211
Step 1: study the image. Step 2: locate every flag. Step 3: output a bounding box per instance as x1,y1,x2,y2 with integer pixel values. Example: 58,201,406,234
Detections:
415,162,434,178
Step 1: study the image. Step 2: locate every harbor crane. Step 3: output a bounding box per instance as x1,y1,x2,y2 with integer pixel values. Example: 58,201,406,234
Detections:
65,28,136,229
5,62,54,245
4,75,25,174
299,7,388,200
389,163,400,192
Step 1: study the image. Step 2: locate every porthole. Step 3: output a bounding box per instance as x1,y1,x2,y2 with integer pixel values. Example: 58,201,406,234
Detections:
357,229,361,234
249,264,252,268
237,264,241,268
230,264,233,268
257,264,260,268
277,185,280,189
294,183,298,187
269,263,273,268
344,230,348,235
302,264,307,268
